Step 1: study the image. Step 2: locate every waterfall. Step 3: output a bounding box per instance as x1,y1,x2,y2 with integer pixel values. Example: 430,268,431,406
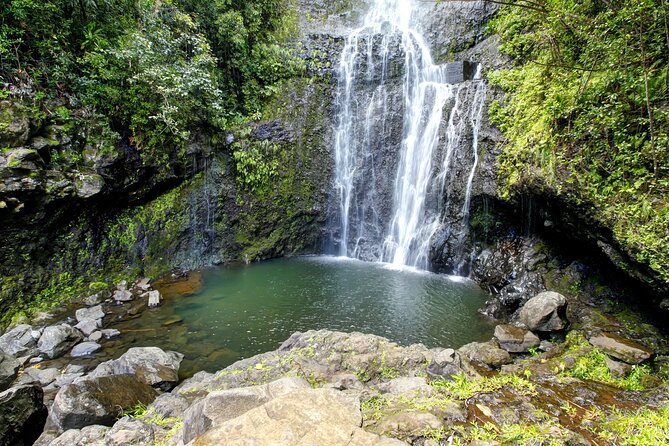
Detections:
331,0,487,272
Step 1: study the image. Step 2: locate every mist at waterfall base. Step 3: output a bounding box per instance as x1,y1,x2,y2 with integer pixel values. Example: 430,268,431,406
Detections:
112,257,492,376
329,0,487,272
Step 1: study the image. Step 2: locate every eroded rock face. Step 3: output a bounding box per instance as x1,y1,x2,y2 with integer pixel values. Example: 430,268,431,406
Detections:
0,385,47,446
50,375,157,430
518,291,568,332
193,388,404,446
88,347,183,390
37,324,83,359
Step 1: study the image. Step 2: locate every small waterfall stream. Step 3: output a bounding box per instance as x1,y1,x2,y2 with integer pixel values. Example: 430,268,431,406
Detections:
331,0,488,271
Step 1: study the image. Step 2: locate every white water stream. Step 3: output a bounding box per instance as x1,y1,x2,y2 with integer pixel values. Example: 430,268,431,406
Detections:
333,0,487,271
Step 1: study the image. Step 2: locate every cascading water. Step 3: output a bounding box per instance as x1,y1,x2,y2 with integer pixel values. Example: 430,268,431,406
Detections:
331,0,487,272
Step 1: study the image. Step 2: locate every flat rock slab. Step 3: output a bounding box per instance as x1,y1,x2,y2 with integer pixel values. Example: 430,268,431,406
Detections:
589,332,652,364
192,388,404,446
494,324,540,353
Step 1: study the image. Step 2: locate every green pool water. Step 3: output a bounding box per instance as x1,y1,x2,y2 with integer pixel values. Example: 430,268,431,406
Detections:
110,256,494,376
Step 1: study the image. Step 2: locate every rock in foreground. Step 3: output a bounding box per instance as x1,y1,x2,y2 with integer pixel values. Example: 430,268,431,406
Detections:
0,385,47,446
50,375,157,430
193,388,404,446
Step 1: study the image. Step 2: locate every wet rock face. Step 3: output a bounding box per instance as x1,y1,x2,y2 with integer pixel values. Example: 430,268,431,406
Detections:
0,385,47,446
0,353,20,391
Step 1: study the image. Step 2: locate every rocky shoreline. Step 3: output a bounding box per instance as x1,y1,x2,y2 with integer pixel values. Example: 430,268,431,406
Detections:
1,274,667,446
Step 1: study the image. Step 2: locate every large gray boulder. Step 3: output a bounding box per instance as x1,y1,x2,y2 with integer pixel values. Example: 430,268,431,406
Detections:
518,291,568,332
0,353,20,391
494,324,540,353
0,324,40,357
192,388,404,446
37,325,83,359
50,375,157,430
75,305,105,323
88,347,183,390
0,385,47,446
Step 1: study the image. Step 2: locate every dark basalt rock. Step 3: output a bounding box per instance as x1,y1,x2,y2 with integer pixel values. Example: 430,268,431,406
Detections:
50,375,157,430
0,385,47,446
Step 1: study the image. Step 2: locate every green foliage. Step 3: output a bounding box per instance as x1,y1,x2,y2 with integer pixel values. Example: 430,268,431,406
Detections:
233,137,279,198
565,348,652,391
1,0,304,163
489,0,669,285
431,372,536,400
596,403,669,445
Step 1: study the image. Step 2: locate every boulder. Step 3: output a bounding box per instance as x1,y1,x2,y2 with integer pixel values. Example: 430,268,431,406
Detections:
0,324,40,357
38,324,83,360
75,306,105,323
134,278,151,292
493,325,540,353
74,320,101,337
589,333,652,364
0,385,47,446
87,331,103,342
113,290,133,302
182,377,310,443
104,417,154,446
74,174,104,199
88,347,183,390
426,348,466,379
70,342,102,357
518,291,568,332
459,340,512,368
0,353,20,391
51,375,157,430
192,388,404,446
